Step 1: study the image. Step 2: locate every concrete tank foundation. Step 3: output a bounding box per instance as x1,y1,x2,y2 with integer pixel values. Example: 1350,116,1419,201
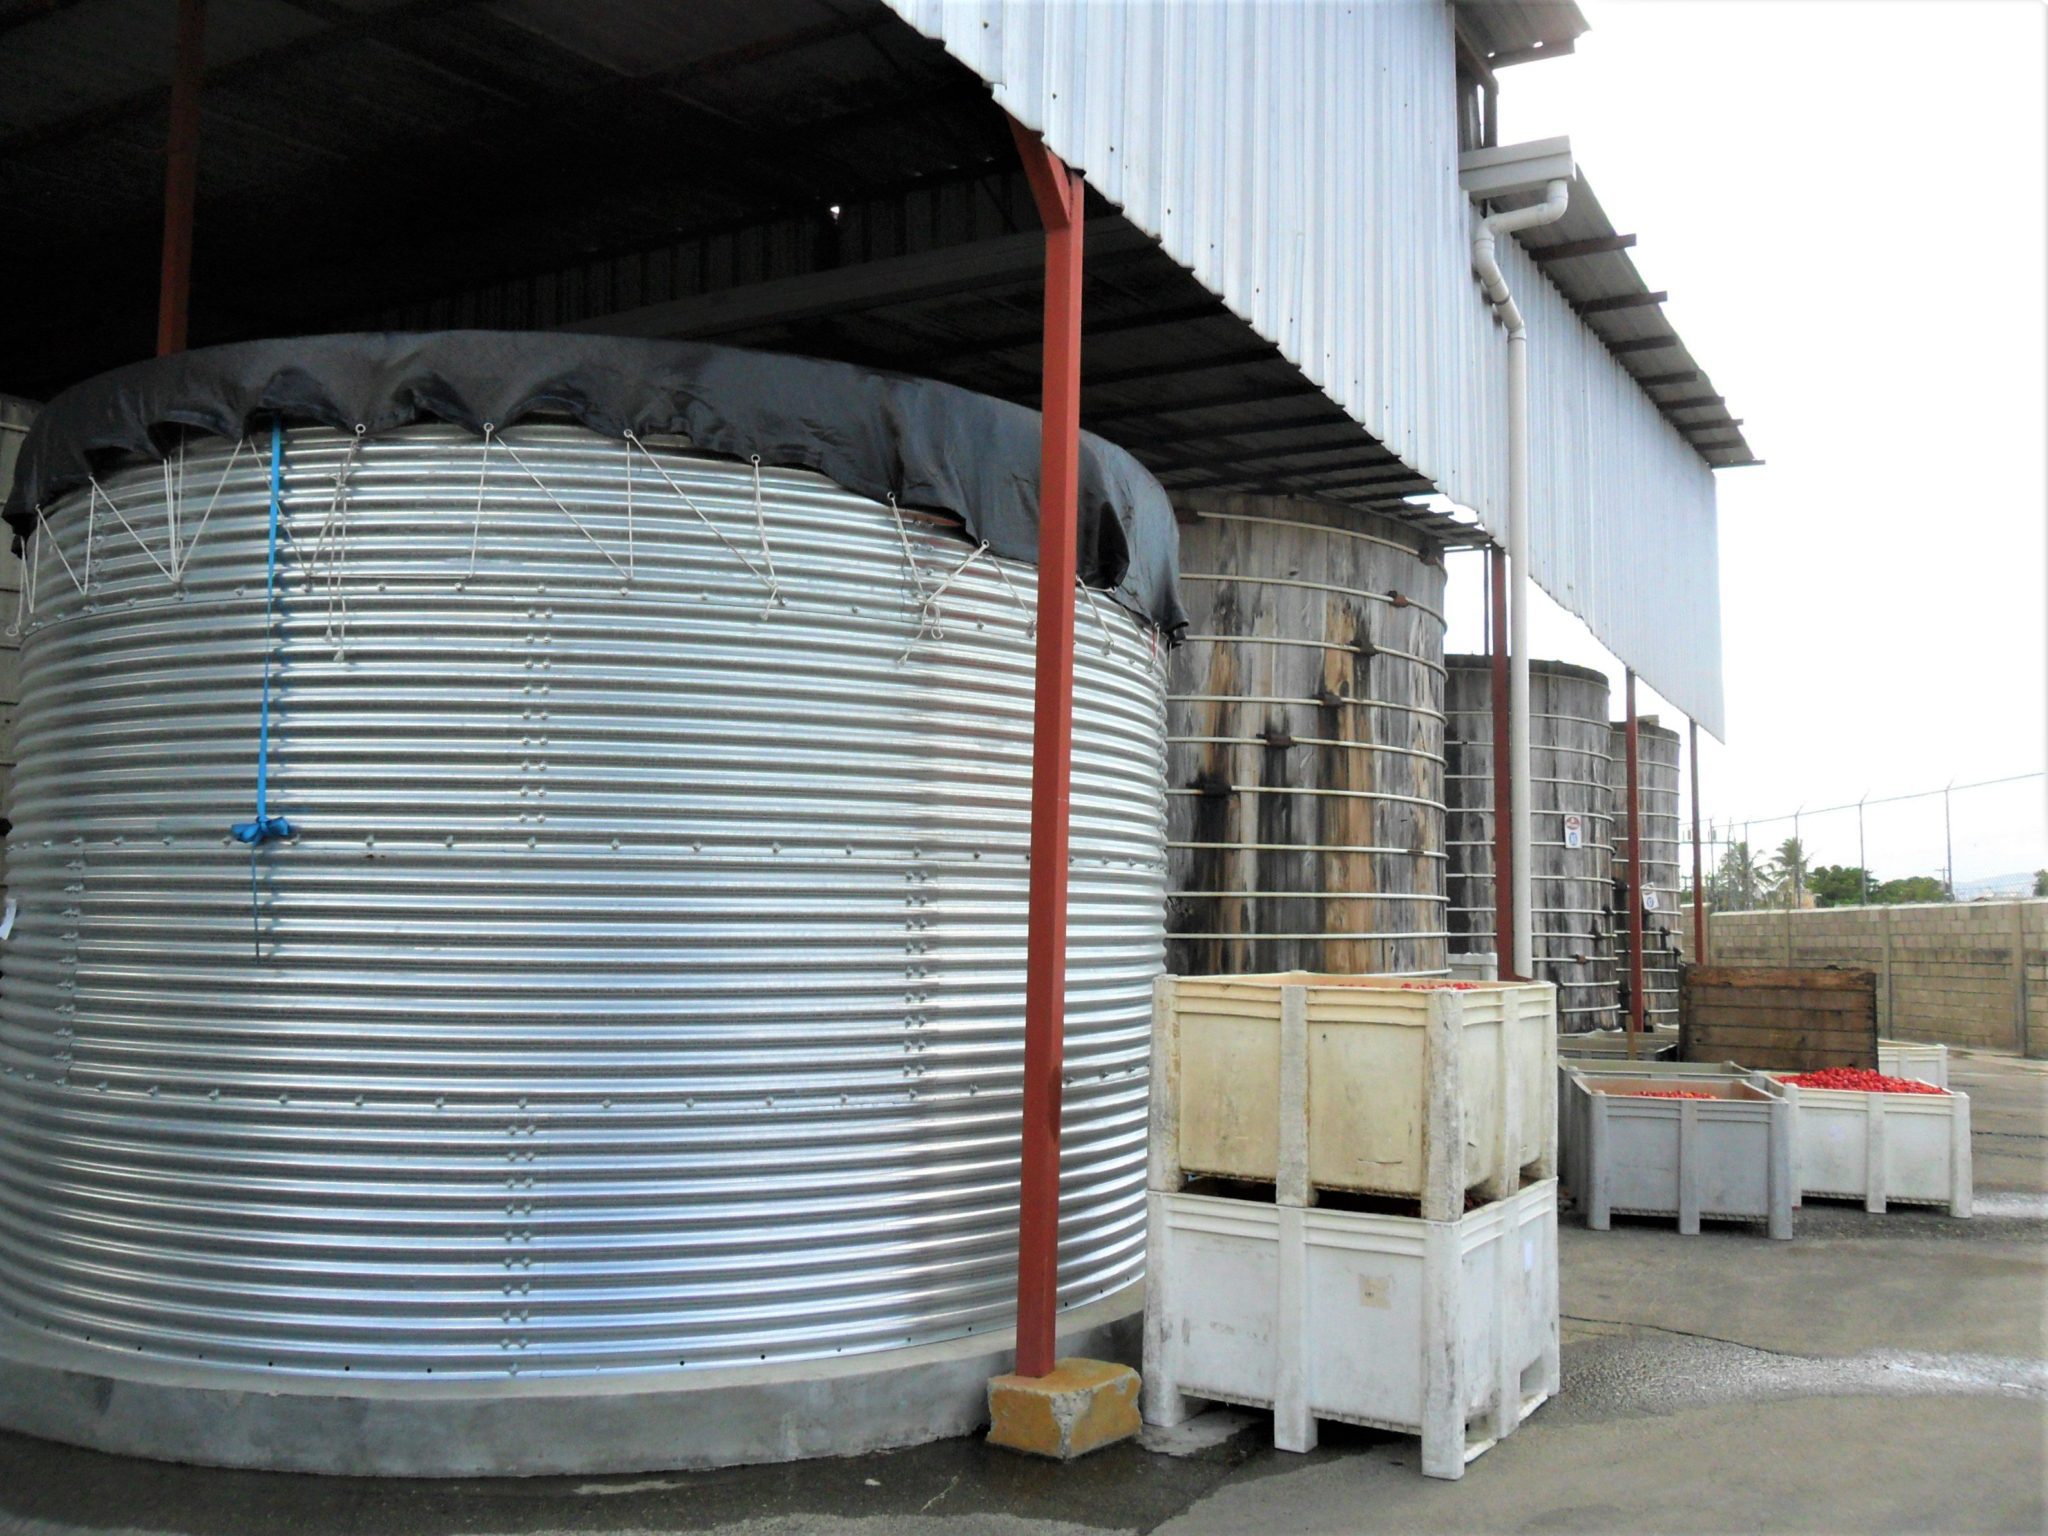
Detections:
0,1287,1141,1477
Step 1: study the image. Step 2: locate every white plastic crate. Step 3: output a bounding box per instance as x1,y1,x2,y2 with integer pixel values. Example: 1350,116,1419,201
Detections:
1558,1028,1678,1062
1160,973,1557,1214
1560,1067,1795,1239
1878,1039,1950,1089
1774,1079,1972,1216
1560,1058,1747,1088
1141,1180,1559,1480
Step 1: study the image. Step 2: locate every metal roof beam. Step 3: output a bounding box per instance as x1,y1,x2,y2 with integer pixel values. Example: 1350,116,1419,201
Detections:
1608,334,1683,354
0,0,85,41
1577,291,1668,314
1533,233,1636,263
1125,409,1354,447
1135,435,1402,471
1162,458,1425,495
916,299,1227,365
573,220,1150,340
1081,346,1282,388
1085,381,1327,424
0,0,484,158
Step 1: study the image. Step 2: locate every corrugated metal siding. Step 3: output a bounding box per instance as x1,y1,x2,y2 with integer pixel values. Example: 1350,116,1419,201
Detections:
883,0,1726,739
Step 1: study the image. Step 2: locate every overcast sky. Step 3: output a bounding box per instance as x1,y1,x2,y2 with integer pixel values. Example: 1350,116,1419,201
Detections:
1441,0,2048,891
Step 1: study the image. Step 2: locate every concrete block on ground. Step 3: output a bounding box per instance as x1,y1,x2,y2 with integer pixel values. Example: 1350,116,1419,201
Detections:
986,1358,1141,1459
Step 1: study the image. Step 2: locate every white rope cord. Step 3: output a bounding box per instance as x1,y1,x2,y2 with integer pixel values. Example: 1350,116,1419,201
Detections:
896,541,989,663
749,455,784,614
88,476,174,583
886,492,928,608
623,434,633,583
496,435,628,581
167,435,187,573
162,458,175,576
41,497,83,595
25,518,43,621
306,427,365,659
7,533,32,635
170,434,247,582
466,425,495,581
980,548,1036,637
1075,579,1119,659
623,432,772,592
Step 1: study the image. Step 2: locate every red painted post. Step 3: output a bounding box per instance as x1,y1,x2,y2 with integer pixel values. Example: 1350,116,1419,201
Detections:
1487,545,1515,980
1689,719,1706,966
1007,116,1085,1381
1624,670,1645,1058
157,0,206,357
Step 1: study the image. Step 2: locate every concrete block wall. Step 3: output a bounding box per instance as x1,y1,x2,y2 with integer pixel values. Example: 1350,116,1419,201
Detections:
1686,900,2047,1057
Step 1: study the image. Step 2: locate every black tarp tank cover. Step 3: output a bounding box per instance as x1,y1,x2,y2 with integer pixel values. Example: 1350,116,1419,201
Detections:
3,331,1185,638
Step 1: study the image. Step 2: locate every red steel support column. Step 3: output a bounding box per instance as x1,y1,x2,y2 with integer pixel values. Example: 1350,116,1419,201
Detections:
1624,670,1645,1058
157,0,206,356
1487,545,1515,979
1008,116,1085,1381
1689,719,1706,966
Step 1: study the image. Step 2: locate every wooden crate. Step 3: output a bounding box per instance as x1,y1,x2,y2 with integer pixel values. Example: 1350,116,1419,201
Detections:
1154,974,1557,1217
1679,966,1877,1072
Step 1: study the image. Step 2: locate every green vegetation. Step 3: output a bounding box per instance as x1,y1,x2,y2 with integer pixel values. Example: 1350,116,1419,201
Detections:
1705,850,1954,911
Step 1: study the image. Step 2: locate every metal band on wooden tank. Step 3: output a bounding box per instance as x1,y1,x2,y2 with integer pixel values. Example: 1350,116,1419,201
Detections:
1164,494,1448,979
1444,657,1618,1026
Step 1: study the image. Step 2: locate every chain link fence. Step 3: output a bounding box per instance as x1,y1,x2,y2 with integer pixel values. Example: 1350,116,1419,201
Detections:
1690,771,2046,911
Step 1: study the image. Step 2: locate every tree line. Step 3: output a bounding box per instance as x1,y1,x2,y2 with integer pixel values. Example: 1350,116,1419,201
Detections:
1688,835,1958,911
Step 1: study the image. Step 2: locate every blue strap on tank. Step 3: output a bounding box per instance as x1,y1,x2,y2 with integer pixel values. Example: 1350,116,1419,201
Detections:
232,420,294,849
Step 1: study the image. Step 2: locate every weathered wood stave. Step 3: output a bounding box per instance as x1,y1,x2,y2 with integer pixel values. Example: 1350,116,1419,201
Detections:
1611,717,1684,1027
1165,496,1448,977
1443,656,1618,1026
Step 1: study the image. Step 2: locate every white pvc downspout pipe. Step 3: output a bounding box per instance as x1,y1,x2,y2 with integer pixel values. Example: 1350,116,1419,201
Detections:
1472,179,1569,980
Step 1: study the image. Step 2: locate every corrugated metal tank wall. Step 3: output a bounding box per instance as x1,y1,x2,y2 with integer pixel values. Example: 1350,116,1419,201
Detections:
0,424,1166,1382
1165,497,1447,977
1443,657,1616,1027
1609,718,1684,1028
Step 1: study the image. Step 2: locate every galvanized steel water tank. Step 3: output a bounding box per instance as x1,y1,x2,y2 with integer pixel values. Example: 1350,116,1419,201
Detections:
0,338,1175,1474
1609,716,1684,1028
1443,657,1617,1028
1165,496,1447,978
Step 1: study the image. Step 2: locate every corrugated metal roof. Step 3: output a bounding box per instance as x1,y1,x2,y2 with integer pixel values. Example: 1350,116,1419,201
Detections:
0,0,1735,733
883,0,1730,737
1495,173,1754,467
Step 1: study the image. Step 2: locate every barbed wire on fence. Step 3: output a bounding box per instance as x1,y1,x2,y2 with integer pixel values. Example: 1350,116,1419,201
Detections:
1685,770,2046,910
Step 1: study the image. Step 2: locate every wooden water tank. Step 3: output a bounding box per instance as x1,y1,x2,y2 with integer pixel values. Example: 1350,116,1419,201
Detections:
1443,657,1617,1028
1165,496,1447,977
1610,716,1684,1027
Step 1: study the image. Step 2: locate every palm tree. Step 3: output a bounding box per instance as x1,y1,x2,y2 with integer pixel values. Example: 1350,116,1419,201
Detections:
1762,835,1808,909
1714,841,1762,912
